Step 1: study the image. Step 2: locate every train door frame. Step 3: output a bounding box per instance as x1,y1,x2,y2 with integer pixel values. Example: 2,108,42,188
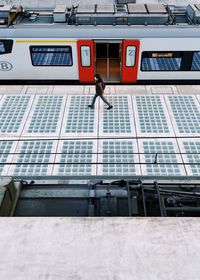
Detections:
121,40,140,83
95,40,122,83
77,40,95,83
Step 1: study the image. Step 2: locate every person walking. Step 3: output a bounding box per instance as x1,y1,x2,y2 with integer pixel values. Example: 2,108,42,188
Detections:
88,74,113,110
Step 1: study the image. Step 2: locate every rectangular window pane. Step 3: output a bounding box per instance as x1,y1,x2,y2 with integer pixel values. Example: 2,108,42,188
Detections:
30,46,72,66
126,46,136,66
141,52,182,71
191,52,200,70
81,46,91,67
0,42,5,53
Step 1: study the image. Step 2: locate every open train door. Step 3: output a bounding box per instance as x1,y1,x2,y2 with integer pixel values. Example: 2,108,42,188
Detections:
77,40,94,83
121,40,140,84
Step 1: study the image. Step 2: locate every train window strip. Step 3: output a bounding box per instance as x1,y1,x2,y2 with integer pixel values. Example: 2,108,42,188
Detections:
191,52,200,71
30,46,73,66
0,40,13,55
141,51,200,72
0,42,5,53
141,51,182,71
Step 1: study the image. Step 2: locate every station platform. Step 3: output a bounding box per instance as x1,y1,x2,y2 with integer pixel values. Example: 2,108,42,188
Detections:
0,85,200,278
0,84,200,180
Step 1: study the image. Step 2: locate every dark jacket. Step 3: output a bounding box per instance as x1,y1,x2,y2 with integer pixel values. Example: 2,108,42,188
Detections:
96,81,104,96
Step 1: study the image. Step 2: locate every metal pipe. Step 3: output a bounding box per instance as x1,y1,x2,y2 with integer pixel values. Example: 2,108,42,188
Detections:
154,181,167,217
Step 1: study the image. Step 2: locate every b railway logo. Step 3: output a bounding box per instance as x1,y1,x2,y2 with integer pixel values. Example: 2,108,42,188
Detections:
0,61,13,71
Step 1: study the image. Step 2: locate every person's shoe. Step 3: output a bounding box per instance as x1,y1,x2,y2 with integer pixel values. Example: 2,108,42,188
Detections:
107,105,113,110
88,105,94,109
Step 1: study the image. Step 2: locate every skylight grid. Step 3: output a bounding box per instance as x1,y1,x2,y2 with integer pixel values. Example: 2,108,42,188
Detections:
54,141,96,176
9,141,55,176
139,140,185,176
24,95,64,135
62,96,97,137
179,140,200,175
98,140,140,176
0,96,32,135
166,96,200,135
134,96,172,136
100,96,135,136
0,141,16,176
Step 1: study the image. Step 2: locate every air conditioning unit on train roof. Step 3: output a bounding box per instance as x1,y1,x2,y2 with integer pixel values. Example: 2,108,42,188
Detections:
187,4,200,24
0,5,22,25
74,3,169,26
53,5,69,23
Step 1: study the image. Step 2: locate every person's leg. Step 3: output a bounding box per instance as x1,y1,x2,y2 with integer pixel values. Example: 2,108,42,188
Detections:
89,93,98,108
100,95,113,109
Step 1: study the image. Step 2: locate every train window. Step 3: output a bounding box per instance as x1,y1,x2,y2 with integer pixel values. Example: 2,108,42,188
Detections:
0,40,13,55
126,46,136,67
0,42,5,53
191,52,200,71
141,51,182,71
30,46,73,66
81,46,91,67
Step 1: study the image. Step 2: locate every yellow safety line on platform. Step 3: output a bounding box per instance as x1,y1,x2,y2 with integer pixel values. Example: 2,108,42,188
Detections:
16,40,77,43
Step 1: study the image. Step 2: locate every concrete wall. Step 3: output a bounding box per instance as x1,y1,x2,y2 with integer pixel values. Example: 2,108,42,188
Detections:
0,218,199,279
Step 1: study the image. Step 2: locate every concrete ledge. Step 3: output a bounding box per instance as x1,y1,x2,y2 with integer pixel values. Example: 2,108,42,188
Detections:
0,218,199,279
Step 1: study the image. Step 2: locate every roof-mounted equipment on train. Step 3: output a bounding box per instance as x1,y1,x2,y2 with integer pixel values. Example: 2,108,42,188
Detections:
1,3,200,26
0,5,22,25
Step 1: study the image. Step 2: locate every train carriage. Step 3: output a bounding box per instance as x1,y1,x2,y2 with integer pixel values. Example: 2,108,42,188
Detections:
1,3,200,84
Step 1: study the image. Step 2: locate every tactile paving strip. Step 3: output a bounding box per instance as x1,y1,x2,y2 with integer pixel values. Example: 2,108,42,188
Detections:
99,95,135,137
165,96,200,136
178,139,200,176
53,140,97,176
0,141,18,176
0,95,33,137
9,140,57,176
22,95,66,138
133,96,173,137
61,96,98,138
139,139,186,176
98,140,140,176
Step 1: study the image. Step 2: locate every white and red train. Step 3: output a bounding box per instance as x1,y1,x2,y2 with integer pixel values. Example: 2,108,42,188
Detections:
1,3,200,84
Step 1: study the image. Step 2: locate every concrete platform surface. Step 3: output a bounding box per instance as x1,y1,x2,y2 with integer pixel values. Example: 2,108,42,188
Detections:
0,218,199,279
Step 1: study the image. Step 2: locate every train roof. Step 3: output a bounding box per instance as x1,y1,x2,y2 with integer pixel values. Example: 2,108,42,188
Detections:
1,3,200,38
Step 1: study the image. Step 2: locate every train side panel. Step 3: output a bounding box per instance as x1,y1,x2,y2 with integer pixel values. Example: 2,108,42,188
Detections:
137,37,200,81
0,39,79,80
